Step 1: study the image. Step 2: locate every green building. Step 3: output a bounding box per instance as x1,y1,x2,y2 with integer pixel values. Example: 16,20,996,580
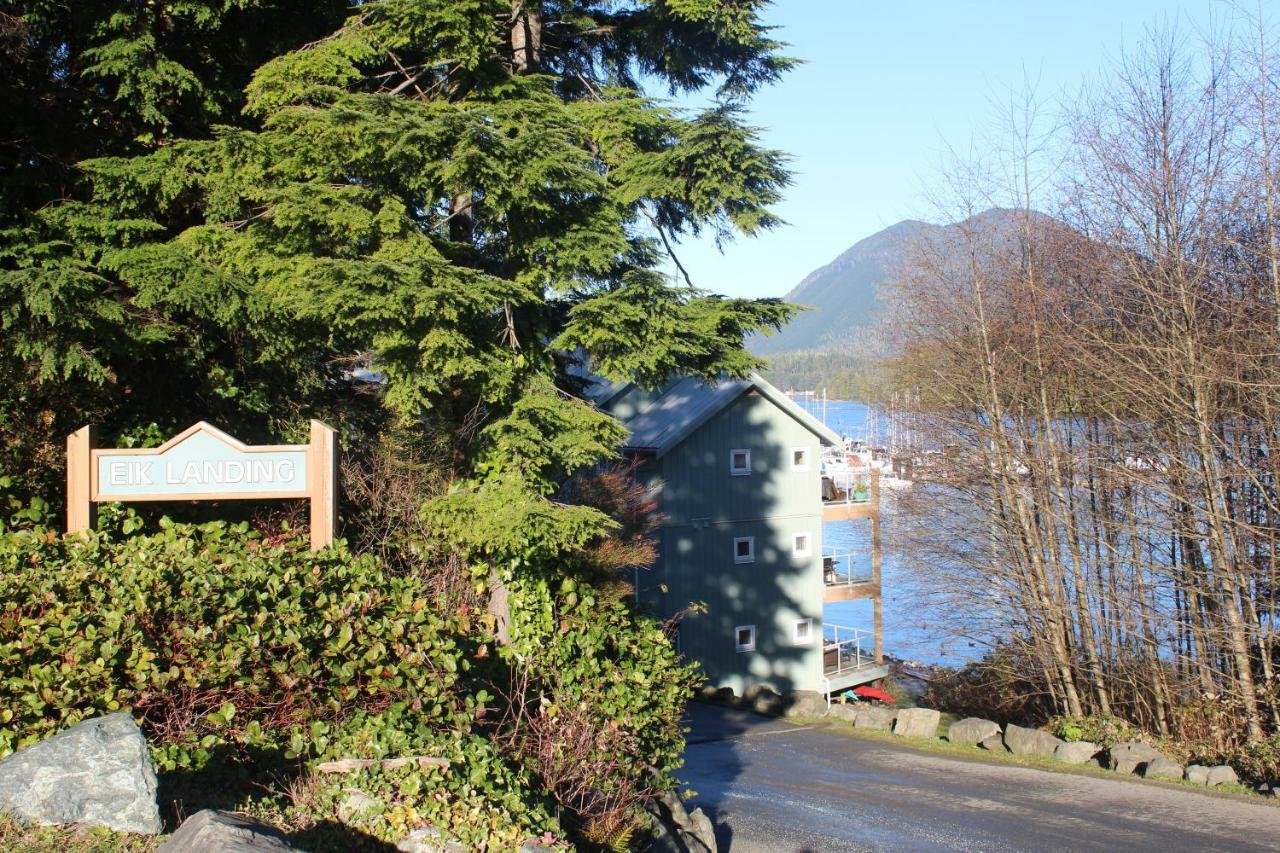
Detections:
595,372,887,699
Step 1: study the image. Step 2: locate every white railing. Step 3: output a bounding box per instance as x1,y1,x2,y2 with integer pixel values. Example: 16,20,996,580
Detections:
821,470,873,505
822,623,874,678
822,552,873,588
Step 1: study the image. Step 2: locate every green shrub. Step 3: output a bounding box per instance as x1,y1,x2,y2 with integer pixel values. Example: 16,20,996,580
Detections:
1236,733,1280,786
1047,714,1139,748
919,648,1051,725
0,520,473,770
0,487,694,847
504,572,701,844
0,517,561,847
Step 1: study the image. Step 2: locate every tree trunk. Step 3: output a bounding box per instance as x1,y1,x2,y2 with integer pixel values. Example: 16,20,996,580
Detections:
510,1,542,74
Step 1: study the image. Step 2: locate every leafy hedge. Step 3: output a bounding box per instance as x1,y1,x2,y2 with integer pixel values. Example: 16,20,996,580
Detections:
0,519,472,768
0,515,559,846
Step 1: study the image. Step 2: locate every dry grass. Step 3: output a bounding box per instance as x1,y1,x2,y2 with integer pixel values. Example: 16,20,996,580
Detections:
0,815,162,852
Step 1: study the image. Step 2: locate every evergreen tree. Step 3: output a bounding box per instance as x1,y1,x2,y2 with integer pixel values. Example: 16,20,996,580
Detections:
1,3,800,836
4,0,796,503
1,0,350,486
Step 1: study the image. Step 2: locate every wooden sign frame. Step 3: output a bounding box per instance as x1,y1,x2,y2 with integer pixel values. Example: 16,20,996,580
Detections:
67,420,337,550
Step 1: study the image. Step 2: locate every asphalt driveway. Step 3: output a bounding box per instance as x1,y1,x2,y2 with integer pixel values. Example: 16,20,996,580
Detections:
678,703,1280,852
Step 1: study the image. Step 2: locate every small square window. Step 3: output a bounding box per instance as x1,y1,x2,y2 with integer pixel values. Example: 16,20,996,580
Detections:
735,624,756,652
793,618,813,645
730,448,751,475
792,532,812,558
791,447,810,471
734,536,755,563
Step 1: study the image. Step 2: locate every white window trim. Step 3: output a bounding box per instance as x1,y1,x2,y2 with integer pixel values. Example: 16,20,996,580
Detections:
792,618,813,645
729,448,752,476
791,446,811,471
733,536,755,564
735,624,756,652
792,531,812,558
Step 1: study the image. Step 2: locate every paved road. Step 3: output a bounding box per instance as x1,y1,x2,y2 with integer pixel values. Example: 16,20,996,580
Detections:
678,703,1280,852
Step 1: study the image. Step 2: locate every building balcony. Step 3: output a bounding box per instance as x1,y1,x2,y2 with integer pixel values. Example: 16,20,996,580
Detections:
823,551,877,602
821,464,880,521
822,623,887,693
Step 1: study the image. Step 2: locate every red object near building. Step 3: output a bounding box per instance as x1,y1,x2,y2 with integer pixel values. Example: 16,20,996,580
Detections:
853,685,896,704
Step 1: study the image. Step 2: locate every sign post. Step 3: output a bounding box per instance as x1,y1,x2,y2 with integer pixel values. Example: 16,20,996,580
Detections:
66,420,337,549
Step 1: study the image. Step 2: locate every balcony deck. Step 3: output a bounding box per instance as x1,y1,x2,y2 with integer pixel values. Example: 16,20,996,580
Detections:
825,662,891,693
822,552,878,602
822,498,879,521
821,624,885,694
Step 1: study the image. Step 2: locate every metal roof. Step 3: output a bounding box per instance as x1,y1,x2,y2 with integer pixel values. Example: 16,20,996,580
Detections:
608,372,842,457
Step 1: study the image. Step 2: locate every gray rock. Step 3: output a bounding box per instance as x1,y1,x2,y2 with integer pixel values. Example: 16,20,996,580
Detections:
892,708,941,739
980,733,1009,752
1054,741,1100,765
657,788,691,829
853,705,897,731
783,691,828,719
1206,765,1239,787
1003,724,1063,757
1257,782,1277,798
0,712,161,834
647,801,713,853
1107,741,1167,775
1142,757,1184,781
946,718,1000,746
397,826,464,853
157,810,298,852
752,688,784,716
695,685,721,702
687,807,717,852
519,845,556,853
827,704,858,723
1185,764,1211,785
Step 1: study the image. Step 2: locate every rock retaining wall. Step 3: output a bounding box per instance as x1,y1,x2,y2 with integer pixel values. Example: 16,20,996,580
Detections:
710,691,1257,794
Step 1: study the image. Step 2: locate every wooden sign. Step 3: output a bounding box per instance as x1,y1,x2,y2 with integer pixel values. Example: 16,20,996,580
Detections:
67,420,337,549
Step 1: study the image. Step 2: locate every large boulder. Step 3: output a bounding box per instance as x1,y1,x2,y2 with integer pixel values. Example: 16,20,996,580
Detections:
980,733,1009,752
695,685,722,703
946,718,1000,747
1142,757,1184,781
892,708,941,739
827,704,859,723
1053,741,1100,765
783,692,828,719
1107,741,1167,775
686,808,716,853
1003,724,1063,758
751,688,785,717
853,706,897,731
157,810,298,852
1185,765,1211,785
0,712,161,834
1206,765,1239,787
647,787,715,853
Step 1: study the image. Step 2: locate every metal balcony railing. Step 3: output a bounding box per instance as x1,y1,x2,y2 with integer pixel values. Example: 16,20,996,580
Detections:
822,623,875,677
822,551,873,588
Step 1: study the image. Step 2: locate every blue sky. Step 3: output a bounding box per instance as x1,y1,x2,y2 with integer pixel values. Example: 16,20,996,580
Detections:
663,0,1224,299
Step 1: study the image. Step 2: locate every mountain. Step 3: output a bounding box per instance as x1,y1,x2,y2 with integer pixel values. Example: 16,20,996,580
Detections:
752,208,1030,356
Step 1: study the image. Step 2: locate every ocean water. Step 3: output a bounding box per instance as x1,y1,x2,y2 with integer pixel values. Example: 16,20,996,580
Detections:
804,399,974,667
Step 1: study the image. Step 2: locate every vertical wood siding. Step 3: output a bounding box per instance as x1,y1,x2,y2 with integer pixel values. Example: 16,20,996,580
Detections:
646,391,826,694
